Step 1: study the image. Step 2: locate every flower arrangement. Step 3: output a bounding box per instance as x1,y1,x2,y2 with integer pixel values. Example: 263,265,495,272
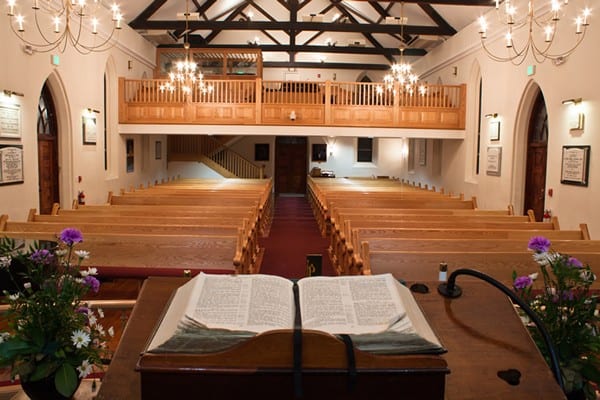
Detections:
513,236,600,399
0,228,113,398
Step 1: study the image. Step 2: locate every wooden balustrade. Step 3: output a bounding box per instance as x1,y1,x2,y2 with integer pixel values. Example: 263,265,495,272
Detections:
119,77,466,130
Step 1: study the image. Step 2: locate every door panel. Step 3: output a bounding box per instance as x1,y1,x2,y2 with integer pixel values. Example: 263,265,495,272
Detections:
38,83,60,215
275,137,307,194
523,92,548,222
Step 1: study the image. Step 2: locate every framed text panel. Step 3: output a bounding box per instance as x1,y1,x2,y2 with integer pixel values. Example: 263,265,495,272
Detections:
0,144,24,185
486,146,502,176
561,145,590,186
0,104,21,139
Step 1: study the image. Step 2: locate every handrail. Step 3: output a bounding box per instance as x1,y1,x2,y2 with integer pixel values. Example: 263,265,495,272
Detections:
118,77,466,130
168,136,263,179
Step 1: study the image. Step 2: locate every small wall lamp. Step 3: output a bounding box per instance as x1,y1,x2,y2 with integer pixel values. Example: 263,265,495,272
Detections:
289,111,297,121
2,89,24,97
562,98,584,130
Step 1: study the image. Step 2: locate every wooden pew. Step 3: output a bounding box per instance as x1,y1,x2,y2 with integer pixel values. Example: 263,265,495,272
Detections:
330,217,558,273
360,244,600,290
0,230,249,277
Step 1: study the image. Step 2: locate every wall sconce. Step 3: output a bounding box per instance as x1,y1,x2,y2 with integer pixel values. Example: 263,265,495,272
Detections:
484,113,498,119
289,111,297,121
2,89,25,98
562,98,584,130
83,108,100,119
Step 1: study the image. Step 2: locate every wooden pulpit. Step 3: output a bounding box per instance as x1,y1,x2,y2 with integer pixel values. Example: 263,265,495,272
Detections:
136,329,448,400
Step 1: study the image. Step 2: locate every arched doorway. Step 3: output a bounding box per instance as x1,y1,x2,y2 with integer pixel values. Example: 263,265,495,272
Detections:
523,91,549,221
37,82,60,214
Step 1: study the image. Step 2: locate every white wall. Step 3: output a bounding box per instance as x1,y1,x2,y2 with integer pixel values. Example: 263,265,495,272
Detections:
166,135,407,181
0,10,160,220
412,0,600,237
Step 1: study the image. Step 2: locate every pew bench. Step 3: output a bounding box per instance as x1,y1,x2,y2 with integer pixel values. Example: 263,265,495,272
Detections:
360,245,600,290
330,218,558,273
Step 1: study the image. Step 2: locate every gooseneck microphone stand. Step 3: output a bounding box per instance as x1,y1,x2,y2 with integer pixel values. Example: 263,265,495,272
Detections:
438,268,565,393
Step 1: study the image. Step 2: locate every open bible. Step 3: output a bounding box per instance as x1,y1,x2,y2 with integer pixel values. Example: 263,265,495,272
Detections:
146,272,445,355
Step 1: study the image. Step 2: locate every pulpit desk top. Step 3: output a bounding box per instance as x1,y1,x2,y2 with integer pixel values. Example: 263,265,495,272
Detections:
96,276,566,400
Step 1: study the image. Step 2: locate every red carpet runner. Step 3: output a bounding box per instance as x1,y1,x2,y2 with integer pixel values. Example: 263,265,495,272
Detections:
259,195,335,279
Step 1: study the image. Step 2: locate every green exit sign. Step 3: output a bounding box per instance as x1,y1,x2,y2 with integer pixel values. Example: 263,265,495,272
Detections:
51,54,60,66
527,65,536,76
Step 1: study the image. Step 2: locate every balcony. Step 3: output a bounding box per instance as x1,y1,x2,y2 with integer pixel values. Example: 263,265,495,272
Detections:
118,78,466,131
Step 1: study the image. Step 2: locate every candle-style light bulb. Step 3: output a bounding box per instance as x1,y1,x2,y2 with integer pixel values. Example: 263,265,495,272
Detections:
16,14,24,31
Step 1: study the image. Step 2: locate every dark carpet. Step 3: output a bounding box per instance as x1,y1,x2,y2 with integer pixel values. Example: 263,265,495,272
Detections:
259,195,335,279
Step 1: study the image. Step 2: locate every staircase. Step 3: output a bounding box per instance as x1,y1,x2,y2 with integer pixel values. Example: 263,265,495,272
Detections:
167,135,264,178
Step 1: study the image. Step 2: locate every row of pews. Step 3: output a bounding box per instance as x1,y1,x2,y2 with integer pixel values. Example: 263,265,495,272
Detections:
0,178,274,280
307,176,600,289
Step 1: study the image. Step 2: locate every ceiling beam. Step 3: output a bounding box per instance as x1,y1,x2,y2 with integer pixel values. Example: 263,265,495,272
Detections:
264,61,391,70
177,42,426,57
132,20,455,36
350,0,492,5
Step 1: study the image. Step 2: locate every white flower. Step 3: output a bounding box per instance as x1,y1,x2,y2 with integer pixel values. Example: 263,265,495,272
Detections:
97,308,104,318
75,250,90,260
529,272,539,280
580,270,596,282
0,332,10,343
95,324,105,336
23,282,31,290
108,326,114,337
0,256,11,268
88,314,98,327
71,329,91,349
54,249,68,257
87,267,98,276
532,252,550,266
8,293,19,301
77,360,93,378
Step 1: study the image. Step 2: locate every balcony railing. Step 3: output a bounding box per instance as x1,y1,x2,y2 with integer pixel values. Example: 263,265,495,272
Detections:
119,78,466,130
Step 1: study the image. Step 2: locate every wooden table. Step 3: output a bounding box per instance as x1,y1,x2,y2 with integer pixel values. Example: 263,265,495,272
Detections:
96,276,566,400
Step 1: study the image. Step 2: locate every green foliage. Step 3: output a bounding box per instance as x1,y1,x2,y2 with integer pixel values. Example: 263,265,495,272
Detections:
0,231,112,397
514,237,600,399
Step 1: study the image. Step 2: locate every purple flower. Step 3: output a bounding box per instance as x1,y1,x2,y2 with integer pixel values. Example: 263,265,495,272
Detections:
561,290,575,301
83,275,100,293
528,236,551,253
30,249,54,265
567,257,583,268
59,228,83,246
77,306,90,315
514,275,533,290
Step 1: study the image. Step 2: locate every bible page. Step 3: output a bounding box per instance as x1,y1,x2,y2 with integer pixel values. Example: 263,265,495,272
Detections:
298,273,410,335
183,273,295,333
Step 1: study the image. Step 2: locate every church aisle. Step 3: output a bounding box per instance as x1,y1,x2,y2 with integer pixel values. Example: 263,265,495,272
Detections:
259,195,335,279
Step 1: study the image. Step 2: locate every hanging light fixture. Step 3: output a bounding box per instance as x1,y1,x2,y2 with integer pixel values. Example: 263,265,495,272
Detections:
478,0,591,65
6,0,123,54
159,0,211,98
382,3,423,95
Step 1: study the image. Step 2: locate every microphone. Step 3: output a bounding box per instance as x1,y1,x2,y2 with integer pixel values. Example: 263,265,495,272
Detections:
437,268,565,393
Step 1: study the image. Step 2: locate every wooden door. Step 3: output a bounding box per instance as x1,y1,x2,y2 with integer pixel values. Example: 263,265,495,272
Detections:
523,92,548,222
274,136,307,194
37,83,60,215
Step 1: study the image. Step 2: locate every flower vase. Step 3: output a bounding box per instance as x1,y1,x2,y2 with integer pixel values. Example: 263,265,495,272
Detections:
20,375,80,400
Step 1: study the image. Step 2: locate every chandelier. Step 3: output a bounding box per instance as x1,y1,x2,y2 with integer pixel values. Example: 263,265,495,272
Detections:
6,0,123,54
383,48,420,94
381,3,424,95
159,0,211,98
478,0,591,65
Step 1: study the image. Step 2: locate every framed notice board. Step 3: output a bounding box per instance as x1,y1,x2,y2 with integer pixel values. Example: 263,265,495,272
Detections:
0,144,24,185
